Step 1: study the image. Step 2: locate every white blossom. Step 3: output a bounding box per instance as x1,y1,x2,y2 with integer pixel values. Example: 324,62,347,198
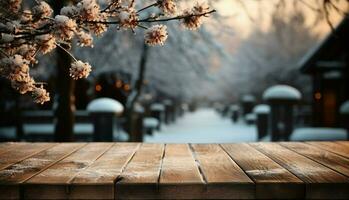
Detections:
144,25,168,46
158,0,176,15
69,60,92,79
33,1,53,19
54,15,77,40
32,86,50,104
36,34,56,54
77,31,94,47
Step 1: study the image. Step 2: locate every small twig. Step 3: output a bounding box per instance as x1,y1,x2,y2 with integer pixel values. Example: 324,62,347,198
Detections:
137,2,159,13
137,24,148,29
55,43,77,62
84,10,216,24
0,49,9,58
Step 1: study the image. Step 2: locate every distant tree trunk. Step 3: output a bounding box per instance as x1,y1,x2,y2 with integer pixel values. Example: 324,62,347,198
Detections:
126,43,149,141
52,0,75,142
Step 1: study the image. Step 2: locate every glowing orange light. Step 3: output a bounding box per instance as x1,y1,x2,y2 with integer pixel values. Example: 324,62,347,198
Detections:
95,84,102,92
115,80,122,88
124,84,130,91
314,92,322,100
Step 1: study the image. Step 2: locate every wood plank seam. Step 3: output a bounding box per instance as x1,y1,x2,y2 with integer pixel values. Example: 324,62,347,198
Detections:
219,144,257,185
18,143,88,199
188,143,208,187
306,142,349,159
0,143,57,171
66,143,115,185
156,143,166,192
113,143,142,185
280,143,349,179
21,143,88,184
246,143,307,184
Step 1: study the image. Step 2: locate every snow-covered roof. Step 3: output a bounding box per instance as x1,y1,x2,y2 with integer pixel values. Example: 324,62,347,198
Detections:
143,117,159,128
150,103,165,111
87,98,124,114
253,104,270,114
263,85,302,101
340,100,349,114
242,95,256,102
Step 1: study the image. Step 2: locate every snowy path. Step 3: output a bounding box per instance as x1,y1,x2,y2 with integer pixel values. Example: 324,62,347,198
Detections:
144,108,257,143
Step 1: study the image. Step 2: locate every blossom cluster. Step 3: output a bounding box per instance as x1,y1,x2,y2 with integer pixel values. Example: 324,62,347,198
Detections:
0,0,214,104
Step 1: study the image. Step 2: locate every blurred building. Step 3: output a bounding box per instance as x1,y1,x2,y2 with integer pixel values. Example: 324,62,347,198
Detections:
299,18,349,127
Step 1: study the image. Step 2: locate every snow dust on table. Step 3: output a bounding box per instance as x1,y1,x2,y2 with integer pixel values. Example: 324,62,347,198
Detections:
144,108,257,143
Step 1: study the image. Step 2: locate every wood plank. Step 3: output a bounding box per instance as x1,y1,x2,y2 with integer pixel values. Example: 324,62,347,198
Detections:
0,143,85,200
307,141,349,159
0,143,26,155
0,143,55,170
251,142,349,199
281,142,349,177
222,143,304,199
115,143,164,199
158,144,205,199
192,144,254,199
69,143,140,199
23,143,113,199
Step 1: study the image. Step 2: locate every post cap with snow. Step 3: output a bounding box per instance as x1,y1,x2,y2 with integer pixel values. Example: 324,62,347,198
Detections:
134,104,145,113
230,104,239,111
87,98,124,114
242,95,256,102
150,103,165,111
143,117,159,128
263,85,302,101
340,100,349,114
253,104,270,114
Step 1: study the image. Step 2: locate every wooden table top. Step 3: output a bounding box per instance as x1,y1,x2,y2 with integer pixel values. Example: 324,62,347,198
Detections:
0,142,348,199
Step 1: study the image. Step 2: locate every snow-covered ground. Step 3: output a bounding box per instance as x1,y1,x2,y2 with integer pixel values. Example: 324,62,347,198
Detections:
144,108,348,143
145,108,257,143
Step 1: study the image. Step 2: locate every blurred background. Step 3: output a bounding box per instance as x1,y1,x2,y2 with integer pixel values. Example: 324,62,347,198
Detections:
0,0,348,143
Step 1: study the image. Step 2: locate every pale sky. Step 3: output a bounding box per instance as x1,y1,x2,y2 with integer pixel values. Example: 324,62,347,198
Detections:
213,0,345,38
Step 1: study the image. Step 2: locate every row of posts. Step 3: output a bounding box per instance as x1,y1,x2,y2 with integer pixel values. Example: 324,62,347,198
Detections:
87,98,183,142
224,85,349,141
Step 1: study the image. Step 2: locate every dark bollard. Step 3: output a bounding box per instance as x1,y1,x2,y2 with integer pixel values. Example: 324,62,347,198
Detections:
242,95,256,116
143,117,159,135
253,104,270,140
230,105,239,123
245,113,256,125
87,98,124,142
163,100,173,124
150,103,165,130
129,104,144,142
340,101,349,140
263,85,301,141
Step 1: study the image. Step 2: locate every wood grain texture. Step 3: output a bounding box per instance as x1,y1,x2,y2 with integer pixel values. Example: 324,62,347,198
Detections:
307,141,349,159
0,143,55,170
281,142,349,177
158,144,205,199
192,144,254,199
115,143,164,199
222,143,304,199
69,143,140,199
23,143,113,199
0,142,348,199
251,142,349,199
0,143,26,155
0,143,85,200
